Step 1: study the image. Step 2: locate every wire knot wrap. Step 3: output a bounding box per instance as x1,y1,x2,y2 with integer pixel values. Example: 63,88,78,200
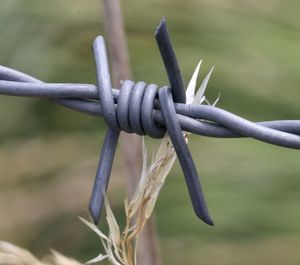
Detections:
89,31,214,226
116,81,165,138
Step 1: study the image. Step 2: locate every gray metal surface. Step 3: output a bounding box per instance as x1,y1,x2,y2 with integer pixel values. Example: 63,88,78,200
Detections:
0,18,299,226
1,67,299,147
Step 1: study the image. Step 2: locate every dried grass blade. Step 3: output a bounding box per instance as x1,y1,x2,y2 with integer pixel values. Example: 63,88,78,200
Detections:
186,60,202,104
194,66,214,104
84,254,108,265
78,217,109,242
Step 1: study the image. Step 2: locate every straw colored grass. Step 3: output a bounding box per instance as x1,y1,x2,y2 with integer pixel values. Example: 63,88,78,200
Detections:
0,241,82,265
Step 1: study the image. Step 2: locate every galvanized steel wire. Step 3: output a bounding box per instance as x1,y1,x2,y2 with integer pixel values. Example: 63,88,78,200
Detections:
1,65,300,148
1,18,300,226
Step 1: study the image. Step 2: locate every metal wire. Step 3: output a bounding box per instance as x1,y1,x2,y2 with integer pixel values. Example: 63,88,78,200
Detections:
1,18,300,226
1,65,300,148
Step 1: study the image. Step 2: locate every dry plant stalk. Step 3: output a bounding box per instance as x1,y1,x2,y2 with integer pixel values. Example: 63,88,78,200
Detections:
0,62,218,265
81,61,218,265
0,241,82,265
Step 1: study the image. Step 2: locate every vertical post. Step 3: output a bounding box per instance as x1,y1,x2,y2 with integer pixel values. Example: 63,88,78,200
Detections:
101,1,162,265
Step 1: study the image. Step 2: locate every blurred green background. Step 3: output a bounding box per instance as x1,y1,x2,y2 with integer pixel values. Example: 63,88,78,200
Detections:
1,0,300,264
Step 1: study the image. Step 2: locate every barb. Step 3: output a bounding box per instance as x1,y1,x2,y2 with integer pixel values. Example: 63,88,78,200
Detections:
0,18,300,226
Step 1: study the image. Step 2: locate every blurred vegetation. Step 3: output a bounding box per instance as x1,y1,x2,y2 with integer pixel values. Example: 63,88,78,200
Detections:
1,0,300,264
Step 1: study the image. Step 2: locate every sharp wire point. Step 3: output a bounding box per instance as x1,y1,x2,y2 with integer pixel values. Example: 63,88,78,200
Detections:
155,20,213,224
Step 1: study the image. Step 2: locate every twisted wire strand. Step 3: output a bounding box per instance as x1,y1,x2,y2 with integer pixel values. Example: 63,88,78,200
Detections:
0,65,300,149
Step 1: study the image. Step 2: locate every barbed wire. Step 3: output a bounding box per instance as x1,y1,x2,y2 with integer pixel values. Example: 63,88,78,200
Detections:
0,18,299,226
1,65,300,148
1,65,300,147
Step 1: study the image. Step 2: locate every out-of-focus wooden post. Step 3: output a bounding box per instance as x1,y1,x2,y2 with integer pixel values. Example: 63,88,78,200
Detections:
102,1,162,265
